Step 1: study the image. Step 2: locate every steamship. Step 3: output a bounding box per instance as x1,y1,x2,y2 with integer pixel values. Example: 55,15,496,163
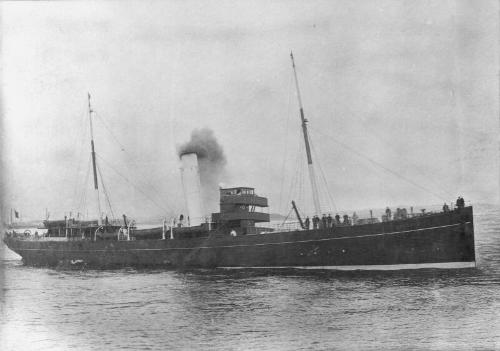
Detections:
3,54,476,270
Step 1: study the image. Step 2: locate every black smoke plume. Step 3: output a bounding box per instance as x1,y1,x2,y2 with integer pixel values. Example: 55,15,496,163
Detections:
178,128,227,214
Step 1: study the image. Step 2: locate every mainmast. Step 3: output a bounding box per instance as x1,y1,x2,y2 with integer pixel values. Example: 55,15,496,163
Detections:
88,93,102,225
290,52,321,217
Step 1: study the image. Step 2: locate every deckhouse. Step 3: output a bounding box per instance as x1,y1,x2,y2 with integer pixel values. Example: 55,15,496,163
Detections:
212,187,270,235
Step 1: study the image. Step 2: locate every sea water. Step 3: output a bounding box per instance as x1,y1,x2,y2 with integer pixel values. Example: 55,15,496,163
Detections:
1,204,499,350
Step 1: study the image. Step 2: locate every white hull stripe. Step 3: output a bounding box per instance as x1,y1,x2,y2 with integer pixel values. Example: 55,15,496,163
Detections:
218,261,477,271
12,222,471,252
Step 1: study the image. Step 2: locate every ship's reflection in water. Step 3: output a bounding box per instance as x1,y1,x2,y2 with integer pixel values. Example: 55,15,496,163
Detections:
1,204,499,350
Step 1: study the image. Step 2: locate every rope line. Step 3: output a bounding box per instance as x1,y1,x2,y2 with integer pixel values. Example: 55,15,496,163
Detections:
310,126,447,201
288,132,305,213
96,160,116,220
96,153,171,214
77,155,92,217
280,206,294,227
94,112,127,152
338,112,456,198
308,133,337,212
94,111,175,212
71,110,89,205
279,73,294,213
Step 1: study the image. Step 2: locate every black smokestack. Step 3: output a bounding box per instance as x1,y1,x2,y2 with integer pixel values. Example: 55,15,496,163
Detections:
178,128,227,213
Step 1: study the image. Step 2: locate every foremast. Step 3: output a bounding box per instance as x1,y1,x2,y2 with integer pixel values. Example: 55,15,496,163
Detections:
88,93,102,225
290,52,322,217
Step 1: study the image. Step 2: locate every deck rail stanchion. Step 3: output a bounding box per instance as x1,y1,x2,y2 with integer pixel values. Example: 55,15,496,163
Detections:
162,219,166,240
127,220,135,241
94,226,103,242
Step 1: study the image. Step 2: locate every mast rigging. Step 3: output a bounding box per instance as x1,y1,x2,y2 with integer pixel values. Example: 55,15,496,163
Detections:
88,93,102,225
290,52,322,216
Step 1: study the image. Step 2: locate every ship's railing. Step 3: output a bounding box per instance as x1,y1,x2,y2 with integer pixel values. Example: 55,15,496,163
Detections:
255,201,473,233
33,236,69,241
257,221,303,233
4,233,69,241
295,201,473,226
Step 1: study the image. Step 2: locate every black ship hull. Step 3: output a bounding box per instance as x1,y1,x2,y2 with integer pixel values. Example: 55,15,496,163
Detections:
3,207,475,270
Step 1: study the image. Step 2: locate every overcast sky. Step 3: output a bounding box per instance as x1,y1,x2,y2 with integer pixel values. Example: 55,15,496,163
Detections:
1,0,498,222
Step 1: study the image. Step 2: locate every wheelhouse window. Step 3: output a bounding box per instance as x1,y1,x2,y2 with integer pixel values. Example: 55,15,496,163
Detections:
221,188,255,196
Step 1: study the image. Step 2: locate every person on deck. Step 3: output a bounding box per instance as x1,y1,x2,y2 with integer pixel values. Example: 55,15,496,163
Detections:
343,214,350,225
304,216,310,230
401,208,408,219
335,214,341,225
443,203,449,212
385,207,392,220
327,214,333,228
321,214,327,229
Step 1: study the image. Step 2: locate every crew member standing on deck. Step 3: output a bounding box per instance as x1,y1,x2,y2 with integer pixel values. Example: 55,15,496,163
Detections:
327,214,333,228
304,216,310,230
385,207,392,220
343,214,350,225
313,215,319,229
